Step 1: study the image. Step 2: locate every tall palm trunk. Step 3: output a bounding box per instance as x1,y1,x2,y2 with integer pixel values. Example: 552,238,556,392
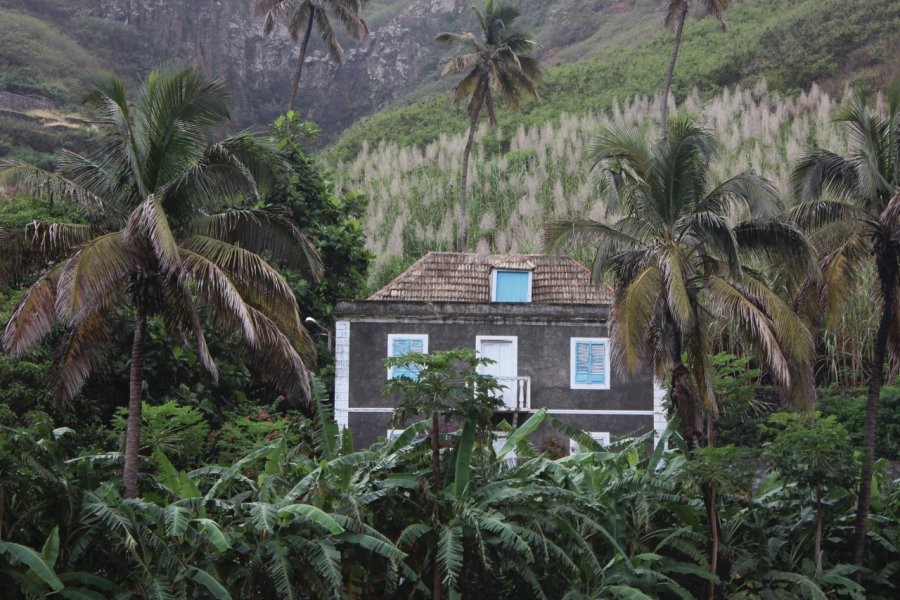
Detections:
671,360,705,450
287,7,316,113
660,2,688,138
704,483,719,600
123,307,147,499
852,247,896,566
815,485,824,576
458,90,485,252
431,410,442,600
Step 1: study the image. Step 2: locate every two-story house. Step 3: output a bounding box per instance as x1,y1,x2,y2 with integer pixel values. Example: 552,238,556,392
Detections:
334,252,666,449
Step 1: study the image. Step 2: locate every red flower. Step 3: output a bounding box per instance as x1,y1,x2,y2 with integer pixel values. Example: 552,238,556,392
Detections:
245,416,251,421
209,433,216,439
278,395,286,402
227,437,234,443
266,418,273,423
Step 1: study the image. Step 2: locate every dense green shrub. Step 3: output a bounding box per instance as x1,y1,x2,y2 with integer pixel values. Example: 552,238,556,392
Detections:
819,383,900,461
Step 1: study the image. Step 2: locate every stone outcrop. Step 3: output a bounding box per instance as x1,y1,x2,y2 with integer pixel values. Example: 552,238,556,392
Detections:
68,0,472,139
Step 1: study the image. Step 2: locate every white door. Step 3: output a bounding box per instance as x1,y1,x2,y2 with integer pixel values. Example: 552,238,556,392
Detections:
477,337,518,409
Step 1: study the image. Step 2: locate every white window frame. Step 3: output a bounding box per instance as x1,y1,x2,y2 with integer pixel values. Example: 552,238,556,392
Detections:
387,333,429,379
569,432,611,454
491,269,533,302
570,337,611,390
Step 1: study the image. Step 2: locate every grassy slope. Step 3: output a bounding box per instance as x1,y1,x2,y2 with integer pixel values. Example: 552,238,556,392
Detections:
0,2,154,166
0,9,100,99
327,0,900,164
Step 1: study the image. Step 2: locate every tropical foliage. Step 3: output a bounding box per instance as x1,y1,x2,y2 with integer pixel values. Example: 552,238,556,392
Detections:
0,66,322,497
1,0,900,596
0,359,898,598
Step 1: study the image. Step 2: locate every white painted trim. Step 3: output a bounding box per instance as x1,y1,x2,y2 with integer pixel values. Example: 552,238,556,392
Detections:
386,429,404,442
548,409,654,416
334,321,351,429
569,337,611,390
490,269,533,302
386,333,429,379
569,431,611,453
343,407,655,416
653,378,668,447
338,317,606,327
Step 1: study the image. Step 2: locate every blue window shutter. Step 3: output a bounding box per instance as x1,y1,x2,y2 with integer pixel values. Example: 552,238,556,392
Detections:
575,342,592,384
494,271,531,302
575,341,606,385
590,342,606,384
391,337,423,380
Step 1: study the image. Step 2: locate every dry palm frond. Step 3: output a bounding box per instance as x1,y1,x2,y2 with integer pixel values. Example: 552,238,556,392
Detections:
55,233,135,325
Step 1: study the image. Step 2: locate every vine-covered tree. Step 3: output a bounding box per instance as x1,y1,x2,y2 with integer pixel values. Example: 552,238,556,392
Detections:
0,66,322,498
255,0,369,112
791,86,900,569
437,0,541,251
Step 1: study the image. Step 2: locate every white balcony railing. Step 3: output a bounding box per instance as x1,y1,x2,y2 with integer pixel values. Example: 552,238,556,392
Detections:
495,376,531,411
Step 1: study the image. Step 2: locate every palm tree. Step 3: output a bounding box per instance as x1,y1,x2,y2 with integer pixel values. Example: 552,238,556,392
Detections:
547,118,815,595
791,87,900,568
255,0,369,113
436,0,541,251
659,1,728,137
548,119,814,445
0,66,323,499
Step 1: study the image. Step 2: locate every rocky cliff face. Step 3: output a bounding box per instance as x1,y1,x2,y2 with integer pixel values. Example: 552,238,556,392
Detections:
68,0,472,138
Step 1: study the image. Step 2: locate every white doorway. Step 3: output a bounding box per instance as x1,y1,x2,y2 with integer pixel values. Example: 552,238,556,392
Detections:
476,336,519,409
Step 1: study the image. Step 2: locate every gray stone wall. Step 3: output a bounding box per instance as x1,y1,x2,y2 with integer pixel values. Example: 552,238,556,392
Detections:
336,302,657,448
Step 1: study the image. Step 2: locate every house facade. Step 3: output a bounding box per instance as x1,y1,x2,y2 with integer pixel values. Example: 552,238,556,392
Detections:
334,252,666,449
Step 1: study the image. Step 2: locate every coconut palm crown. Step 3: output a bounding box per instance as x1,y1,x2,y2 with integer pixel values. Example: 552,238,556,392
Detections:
547,117,815,450
791,86,900,569
437,0,541,251
0,66,323,498
255,0,369,112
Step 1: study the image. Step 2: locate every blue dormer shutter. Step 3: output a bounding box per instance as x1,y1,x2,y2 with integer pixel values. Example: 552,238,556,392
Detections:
494,271,531,302
391,337,424,380
575,341,606,385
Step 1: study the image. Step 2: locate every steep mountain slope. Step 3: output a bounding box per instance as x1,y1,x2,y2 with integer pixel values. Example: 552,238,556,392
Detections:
0,0,896,157
329,0,900,161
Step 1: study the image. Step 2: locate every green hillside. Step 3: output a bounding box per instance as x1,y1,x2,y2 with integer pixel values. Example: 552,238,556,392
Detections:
0,1,154,166
327,0,900,163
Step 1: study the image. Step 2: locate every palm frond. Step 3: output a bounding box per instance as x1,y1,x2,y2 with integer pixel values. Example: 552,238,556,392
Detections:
160,276,219,383
179,248,258,346
244,305,314,401
51,299,119,403
315,6,344,63
186,206,322,280
2,268,61,355
611,266,665,374
0,161,103,211
55,232,134,325
124,194,181,275
179,234,302,334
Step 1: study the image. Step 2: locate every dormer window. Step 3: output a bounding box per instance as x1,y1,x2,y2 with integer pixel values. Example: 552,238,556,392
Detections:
492,270,532,302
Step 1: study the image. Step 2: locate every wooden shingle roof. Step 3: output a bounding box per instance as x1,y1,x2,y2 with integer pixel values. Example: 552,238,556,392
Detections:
369,252,613,304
